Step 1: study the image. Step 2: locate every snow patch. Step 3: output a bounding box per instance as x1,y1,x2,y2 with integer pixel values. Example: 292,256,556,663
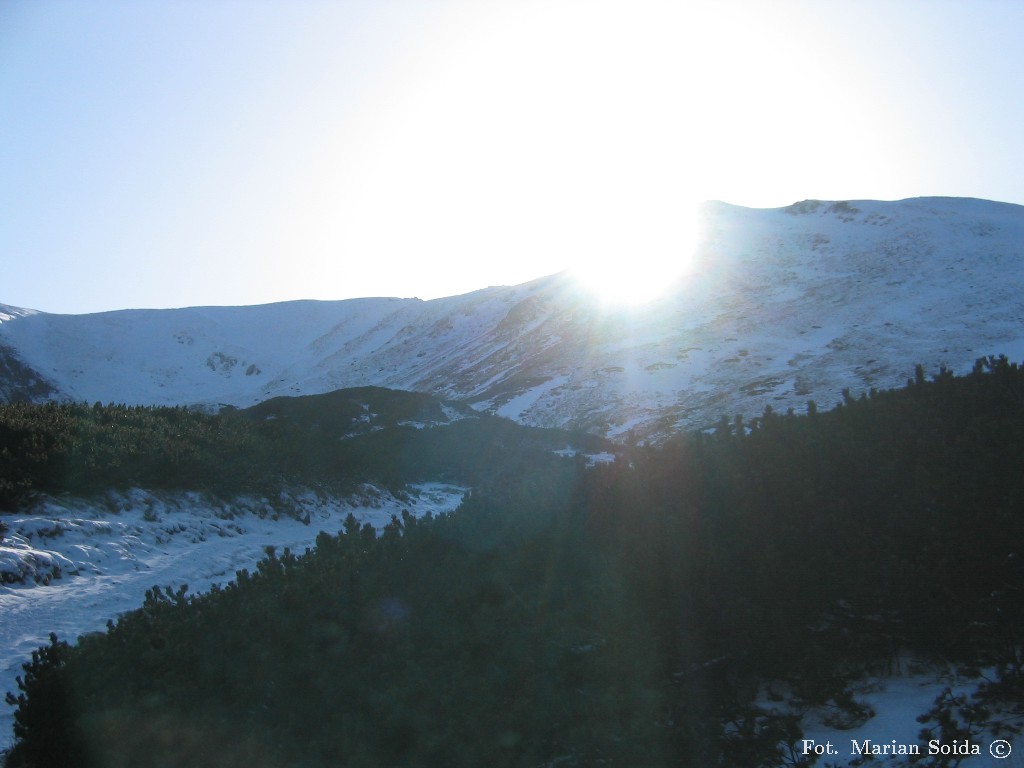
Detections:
496,375,568,420
553,447,617,466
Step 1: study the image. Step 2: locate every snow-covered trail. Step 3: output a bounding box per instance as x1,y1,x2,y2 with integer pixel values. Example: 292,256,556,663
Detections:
0,484,466,750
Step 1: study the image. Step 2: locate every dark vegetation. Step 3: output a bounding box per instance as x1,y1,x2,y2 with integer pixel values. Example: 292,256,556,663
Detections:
4,358,1024,766
0,386,611,513
233,386,472,434
0,400,286,508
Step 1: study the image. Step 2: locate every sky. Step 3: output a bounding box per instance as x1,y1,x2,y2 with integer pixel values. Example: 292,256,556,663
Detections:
3,0,1024,315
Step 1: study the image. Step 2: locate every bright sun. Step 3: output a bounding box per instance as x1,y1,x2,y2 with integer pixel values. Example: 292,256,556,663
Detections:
326,2,861,301
565,202,702,305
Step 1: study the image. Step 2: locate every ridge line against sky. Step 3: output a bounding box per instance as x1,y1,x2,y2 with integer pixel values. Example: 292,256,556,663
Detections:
3,0,1024,315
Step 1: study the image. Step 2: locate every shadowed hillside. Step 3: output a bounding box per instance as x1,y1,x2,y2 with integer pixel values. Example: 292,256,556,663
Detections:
6,357,1023,767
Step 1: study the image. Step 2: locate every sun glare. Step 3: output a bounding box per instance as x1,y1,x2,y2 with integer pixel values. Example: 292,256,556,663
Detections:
567,202,702,306
321,1,884,301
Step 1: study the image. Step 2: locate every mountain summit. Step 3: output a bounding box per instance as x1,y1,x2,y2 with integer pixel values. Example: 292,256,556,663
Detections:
3,197,1023,441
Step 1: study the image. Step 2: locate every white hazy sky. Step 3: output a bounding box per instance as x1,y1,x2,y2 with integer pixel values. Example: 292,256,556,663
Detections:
3,0,1024,314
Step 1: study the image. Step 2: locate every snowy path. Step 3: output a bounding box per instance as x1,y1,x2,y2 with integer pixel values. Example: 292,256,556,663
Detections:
0,484,466,750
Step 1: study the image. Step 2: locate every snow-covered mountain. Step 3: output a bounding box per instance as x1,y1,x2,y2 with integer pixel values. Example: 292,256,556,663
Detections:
3,197,1024,441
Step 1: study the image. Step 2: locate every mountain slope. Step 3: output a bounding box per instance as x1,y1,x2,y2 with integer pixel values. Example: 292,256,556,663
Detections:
3,197,1023,440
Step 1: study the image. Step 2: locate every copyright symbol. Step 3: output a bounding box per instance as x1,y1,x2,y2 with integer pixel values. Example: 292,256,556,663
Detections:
990,739,1012,759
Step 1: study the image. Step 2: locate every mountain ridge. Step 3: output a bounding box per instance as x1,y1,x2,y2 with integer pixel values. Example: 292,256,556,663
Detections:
3,197,1023,441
